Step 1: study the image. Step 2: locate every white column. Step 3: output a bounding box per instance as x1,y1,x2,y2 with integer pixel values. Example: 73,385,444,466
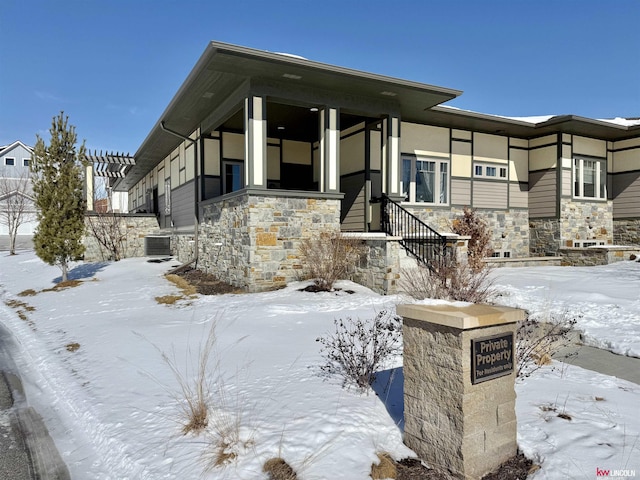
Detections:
244,95,267,188
382,115,401,196
85,164,94,211
319,107,339,193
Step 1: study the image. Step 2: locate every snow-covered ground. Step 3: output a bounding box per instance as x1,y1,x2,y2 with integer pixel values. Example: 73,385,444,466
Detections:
491,262,640,358
0,252,638,479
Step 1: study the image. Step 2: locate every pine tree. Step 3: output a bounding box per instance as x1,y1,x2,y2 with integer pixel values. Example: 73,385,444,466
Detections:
31,112,88,282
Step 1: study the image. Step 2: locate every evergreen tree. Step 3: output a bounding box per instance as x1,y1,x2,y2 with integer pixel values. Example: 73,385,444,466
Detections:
31,112,88,282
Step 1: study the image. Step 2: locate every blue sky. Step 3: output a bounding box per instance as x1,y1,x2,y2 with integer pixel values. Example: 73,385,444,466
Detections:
2,0,638,153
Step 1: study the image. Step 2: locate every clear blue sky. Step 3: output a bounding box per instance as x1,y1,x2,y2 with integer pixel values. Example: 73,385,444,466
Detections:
2,0,639,153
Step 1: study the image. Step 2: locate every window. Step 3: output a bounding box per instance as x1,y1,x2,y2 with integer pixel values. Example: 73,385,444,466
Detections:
574,157,606,199
223,161,244,194
401,156,449,204
474,162,507,179
4,157,15,166
22,158,30,167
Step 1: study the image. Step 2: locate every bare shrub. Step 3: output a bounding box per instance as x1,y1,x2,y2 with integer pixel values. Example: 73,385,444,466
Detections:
299,232,365,291
451,207,493,272
400,254,494,303
316,310,402,392
86,212,128,261
516,311,578,379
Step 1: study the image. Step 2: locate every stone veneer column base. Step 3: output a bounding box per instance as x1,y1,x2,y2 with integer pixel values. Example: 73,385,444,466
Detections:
398,303,525,479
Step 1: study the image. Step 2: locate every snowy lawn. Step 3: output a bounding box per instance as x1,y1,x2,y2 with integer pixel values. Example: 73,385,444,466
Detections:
0,253,639,479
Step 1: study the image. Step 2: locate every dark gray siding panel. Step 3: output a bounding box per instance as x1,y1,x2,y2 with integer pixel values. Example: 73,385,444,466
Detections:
529,169,557,218
612,171,640,218
341,173,365,231
204,176,221,200
171,181,195,228
509,182,528,208
472,181,508,209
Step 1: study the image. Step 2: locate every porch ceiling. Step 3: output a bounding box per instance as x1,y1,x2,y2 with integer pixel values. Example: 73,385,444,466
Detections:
114,41,462,191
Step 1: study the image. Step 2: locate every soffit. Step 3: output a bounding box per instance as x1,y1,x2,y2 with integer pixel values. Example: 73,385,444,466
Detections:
115,41,461,191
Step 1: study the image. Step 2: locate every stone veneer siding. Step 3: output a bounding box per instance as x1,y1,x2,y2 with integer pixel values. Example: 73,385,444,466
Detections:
529,218,561,256
402,206,529,258
558,246,640,266
530,200,614,257
182,190,342,292
559,199,613,247
614,219,640,246
83,213,160,261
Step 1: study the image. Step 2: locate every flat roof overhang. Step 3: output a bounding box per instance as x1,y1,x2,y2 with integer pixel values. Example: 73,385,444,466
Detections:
114,41,462,191
425,106,640,142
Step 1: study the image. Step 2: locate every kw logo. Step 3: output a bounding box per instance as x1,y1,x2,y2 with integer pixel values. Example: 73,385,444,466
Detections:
597,468,610,477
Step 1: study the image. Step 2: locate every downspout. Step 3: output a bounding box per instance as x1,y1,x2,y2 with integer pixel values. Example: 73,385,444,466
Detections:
160,121,200,267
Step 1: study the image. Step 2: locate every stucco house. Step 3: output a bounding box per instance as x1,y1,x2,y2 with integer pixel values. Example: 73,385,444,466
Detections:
111,41,640,292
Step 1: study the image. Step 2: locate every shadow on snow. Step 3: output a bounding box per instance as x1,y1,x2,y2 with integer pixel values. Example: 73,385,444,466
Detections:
53,262,109,283
371,366,405,431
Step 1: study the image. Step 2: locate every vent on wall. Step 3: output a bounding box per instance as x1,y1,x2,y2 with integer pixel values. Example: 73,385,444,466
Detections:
145,236,171,256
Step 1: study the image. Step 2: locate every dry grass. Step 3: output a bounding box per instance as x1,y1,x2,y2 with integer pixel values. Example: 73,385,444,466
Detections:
66,342,81,352
155,274,199,306
371,452,397,479
155,295,184,305
17,289,38,297
45,279,83,292
263,457,298,480
165,274,198,297
162,323,218,435
4,299,37,330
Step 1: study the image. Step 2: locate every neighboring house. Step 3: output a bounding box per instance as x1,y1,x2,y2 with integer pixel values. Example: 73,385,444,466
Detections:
0,140,37,237
112,41,640,291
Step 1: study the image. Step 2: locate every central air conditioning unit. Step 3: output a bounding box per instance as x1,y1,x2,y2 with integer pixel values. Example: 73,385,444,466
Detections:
145,236,171,256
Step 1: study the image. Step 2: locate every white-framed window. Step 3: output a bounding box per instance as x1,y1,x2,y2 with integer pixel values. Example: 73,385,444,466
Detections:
401,155,449,204
22,158,30,167
4,157,15,166
573,156,606,199
474,162,507,179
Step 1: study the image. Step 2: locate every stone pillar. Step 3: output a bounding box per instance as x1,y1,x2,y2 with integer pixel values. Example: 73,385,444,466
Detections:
244,95,267,188
397,303,525,479
319,107,340,193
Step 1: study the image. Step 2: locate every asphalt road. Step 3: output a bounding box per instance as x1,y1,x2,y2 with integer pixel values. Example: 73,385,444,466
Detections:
0,317,70,480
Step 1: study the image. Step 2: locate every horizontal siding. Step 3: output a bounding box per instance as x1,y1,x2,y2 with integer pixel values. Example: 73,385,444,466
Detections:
451,178,471,205
341,173,365,231
171,181,195,228
612,171,640,218
472,180,507,209
341,187,365,231
561,169,572,197
509,182,528,208
529,170,556,217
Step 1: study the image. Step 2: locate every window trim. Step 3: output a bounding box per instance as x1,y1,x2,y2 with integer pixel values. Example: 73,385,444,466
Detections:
573,156,606,200
22,158,30,167
4,157,15,166
401,154,450,205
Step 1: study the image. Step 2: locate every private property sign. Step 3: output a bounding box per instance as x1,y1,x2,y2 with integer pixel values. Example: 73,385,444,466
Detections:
471,332,514,384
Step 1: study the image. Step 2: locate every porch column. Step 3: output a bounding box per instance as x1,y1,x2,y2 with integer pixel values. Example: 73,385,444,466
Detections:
244,95,267,188
319,107,340,193
382,115,401,197
85,164,94,211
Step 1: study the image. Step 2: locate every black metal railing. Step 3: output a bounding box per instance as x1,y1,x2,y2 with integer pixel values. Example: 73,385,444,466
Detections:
380,194,446,267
